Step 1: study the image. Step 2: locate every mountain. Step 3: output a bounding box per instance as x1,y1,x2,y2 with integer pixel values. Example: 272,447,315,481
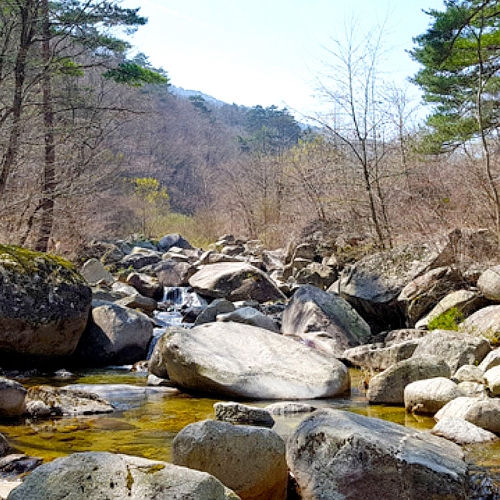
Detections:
169,86,227,107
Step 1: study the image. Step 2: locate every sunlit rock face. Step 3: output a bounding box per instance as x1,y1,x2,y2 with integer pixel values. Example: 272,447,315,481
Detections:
157,322,350,400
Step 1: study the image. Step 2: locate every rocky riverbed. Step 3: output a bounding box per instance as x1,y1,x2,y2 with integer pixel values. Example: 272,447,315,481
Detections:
2,229,500,498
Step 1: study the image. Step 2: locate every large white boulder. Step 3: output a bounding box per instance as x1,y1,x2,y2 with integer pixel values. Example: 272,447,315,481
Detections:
156,322,350,399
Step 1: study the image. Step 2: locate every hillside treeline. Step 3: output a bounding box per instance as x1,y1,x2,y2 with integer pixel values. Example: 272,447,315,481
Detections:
1,0,499,257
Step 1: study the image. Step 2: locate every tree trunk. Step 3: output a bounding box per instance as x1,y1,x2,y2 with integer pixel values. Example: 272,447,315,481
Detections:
34,0,56,252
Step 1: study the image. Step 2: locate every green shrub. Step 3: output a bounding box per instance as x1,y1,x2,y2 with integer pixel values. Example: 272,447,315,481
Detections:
428,307,464,331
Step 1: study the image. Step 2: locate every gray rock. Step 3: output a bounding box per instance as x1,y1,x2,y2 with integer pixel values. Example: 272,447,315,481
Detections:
80,258,114,286
461,304,500,345
217,307,279,332
7,452,239,500
194,298,235,325
435,397,500,434
367,356,451,404
120,251,162,270
287,408,468,500
155,260,195,287
411,330,490,372
65,384,179,402
415,290,486,330
398,266,464,326
126,272,163,300
478,349,500,372
457,381,487,398
282,285,371,357
0,245,92,368
477,265,500,301
73,302,153,366
0,378,26,418
483,365,500,396
157,322,350,399
404,377,463,414
343,339,420,371
214,402,275,427
453,364,484,383
295,262,337,290
158,233,193,252
431,417,499,445
24,386,113,417
189,262,285,303
264,402,317,415
172,419,286,500
115,294,157,314
330,242,442,332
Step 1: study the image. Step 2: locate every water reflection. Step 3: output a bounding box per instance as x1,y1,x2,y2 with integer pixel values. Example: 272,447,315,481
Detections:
0,367,496,483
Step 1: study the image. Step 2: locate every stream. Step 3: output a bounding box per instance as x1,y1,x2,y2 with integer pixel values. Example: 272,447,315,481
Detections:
0,287,499,488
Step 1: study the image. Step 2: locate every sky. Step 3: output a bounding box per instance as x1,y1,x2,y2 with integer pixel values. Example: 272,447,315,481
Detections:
120,0,446,117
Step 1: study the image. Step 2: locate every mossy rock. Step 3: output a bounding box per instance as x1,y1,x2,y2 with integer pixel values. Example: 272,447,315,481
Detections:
0,245,91,368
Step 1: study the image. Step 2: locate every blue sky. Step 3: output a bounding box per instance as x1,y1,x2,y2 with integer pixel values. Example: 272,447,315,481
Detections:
121,0,445,115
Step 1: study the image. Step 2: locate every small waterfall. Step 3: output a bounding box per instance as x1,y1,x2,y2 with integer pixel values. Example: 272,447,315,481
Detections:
147,287,207,359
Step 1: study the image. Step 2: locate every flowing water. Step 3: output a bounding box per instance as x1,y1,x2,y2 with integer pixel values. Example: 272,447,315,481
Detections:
1,286,499,486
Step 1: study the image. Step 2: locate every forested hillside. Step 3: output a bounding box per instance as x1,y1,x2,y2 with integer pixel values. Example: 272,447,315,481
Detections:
2,0,500,258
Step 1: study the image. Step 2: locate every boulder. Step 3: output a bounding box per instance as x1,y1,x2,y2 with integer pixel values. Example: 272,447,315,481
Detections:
367,356,451,404
431,417,499,445
457,381,487,398
7,452,239,500
286,408,468,500
0,378,26,418
24,386,113,417
115,294,157,314
158,233,193,252
398,266,463,326
329,242,442,332
0,245,92,368
194,299,235,326
189,262,285,303
156,322,350,399
343,339,420,371
478,348,500,372
65,384,179,403
282,285,371,357
155,260,195,287
172,419,286,500
264,402,317,415
415,290,486,330
461,304,500,345
119,250,162,270
435,397,500,433
411,330,490,372
294,262,337,290
453,364,484,383
483,365,500,396
217,307,279,332
214,402,275,427
126,272,163,300
404,377,463,414
477,265,500,301
73,302,153,366
80,258,114,286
